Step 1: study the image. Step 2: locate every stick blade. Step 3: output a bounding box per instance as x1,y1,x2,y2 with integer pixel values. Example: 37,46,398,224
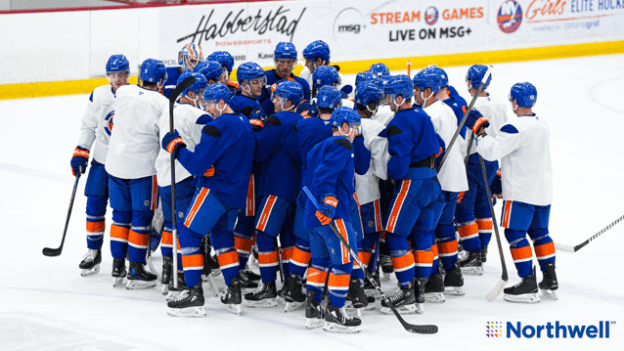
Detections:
485,279,507,302
42,247,62,257
554,242,575,252
406,324,438,334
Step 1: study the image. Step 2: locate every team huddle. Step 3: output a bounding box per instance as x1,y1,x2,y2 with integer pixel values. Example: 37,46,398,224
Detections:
71,39,558,334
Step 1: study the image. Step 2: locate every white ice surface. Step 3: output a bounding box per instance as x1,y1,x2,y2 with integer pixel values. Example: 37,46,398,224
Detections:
1,55,624,350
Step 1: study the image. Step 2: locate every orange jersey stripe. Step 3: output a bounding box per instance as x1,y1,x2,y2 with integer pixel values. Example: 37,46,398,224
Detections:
86,221,105,234
437,240,458,255
128,230,149,247
290,247,311,266
182,253,204,270
335,219,351,264
511,246,533,262
476,218,493,230
534,242,556,259
256,195,277,232
281,247,293,262
430,243,439,258
258,251,279,265
373,199,383,232
185,188,210,227
161,230,173,246
151,175,158,210
110,224,129,241
361,251,372,266
217,250,239,268
414,250,434,267
307,267,328,287
234,236,254,253
328,274,350,288
246,175,256,216
458,222,479,240
502,201,513,228
391,253,415,272
386,180,411,233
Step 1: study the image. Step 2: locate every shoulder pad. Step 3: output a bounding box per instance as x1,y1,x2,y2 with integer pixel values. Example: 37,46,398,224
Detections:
500,124,519,134
203,125,222,137
292,122,298,132
196,114,214,125
265,116,282,126
354,134,363,139
333,138,353,151
240,106,255,118
387,125,403,136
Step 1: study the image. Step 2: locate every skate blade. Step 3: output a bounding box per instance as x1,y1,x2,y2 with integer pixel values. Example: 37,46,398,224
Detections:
125,280,157,290
276,296,287,305
167,306,206,318
540,289,558,300
224,303,242,315
460,266,483,275
323,321,362,334
113,277,125,288
162,284,169,295
244,298,277,308
425,292,445,303
379,304,418,315
306,318,325,329
80,265,100,277
444,286,465,296
284,301,304,312
503,292,540,304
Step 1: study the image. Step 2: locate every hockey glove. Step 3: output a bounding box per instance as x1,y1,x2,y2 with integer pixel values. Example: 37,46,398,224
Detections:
315,193,338,225
490,169,502,199
70,146,90,177
465,108,490,136
162,130,187,159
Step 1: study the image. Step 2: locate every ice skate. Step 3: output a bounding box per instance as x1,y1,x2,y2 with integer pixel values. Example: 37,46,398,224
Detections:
112,258,127,287
238,268,260,289
364,268,382,297
79,248,102,276
504,268,540,304
161,256,172,295
323,304,362,334
480,246,488,263
424,273,445,303
248,246,259,268
221,277,242,314
379,254,394,280
126,262,157,290
443,261,465,296
414,277,426,313
380,280,418,315
244,281,278,308
165,271,187,302
539,262,558,300
345,278,374,317
459,250,483,275
284,273,306,312
305,291,325,329
167,285,206,318
201,235,221,278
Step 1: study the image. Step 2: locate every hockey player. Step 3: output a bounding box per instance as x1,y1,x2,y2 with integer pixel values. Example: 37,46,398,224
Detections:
472,82,557,303
164,83,256,316
299,40,331,88
457,64,510,274
304,106,362,333
413,66,468,302
370,63,390,78
105,58,168,289
162,43,203,98
208,51,239,91
244,81,304,307
380,75,443,314
71,54,129,277
195,60,226,86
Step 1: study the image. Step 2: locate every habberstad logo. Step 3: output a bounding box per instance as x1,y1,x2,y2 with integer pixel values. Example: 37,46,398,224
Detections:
487,321,615,339
497,0,523,34
424,7,439,26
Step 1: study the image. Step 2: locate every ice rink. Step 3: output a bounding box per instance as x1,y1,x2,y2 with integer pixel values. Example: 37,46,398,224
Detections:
1,54,623,350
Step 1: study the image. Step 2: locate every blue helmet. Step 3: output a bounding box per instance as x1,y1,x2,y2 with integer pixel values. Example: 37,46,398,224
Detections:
106,55,129,74
196,60,224,82
413,67,441,94
316,86,342,110
355,82,385,109
208,51,235,73
237,62,266,83
383,74,414,101
178,43,203,72
177,71,208,99
273,80,304,106
466,64,492,89
329,106,361,129
312,66,340,90
274,42,297,60
303,40,330,62
140,59,166,84
509,82,537,107
370,63,390,77
355,71,374,87
437,67,449,88
202,83,232,105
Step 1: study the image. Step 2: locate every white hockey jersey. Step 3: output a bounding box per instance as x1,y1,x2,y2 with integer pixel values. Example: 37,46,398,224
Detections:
372,104,394,126
155,102,211,187
425,100,469,192
476,114,553,206
355,117,390,205
76,85,116,164
105,85,168,179
465,93,511,155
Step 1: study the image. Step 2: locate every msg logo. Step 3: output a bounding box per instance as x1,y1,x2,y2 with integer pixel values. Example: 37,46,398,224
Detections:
338,24,361,33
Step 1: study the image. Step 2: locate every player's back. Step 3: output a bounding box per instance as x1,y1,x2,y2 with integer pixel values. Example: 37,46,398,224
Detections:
85,85,116,164
287,116,332,188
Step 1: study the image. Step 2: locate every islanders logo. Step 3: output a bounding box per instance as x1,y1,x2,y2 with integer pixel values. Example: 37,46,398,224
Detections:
497,0,523,33
487,321,503,338
424,7,439,26
105,111,115,135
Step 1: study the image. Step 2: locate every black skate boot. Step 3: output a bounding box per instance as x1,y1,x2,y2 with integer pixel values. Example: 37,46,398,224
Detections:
165,270,188,302
459,250,483,275
221,277,242,314
424,273,445,303
415,277,426,313
538,262,558,300
238,268,259,289
504,267,540,304
481,246,488,263
305,291,325,329
324,304,362,333
112,258,127,287
79,248,102,277
284,273,306,312
201,235,221,278
167,285,206,318
244,281,277,308
379,254,394,280
161,256,173,295
443,261,465,296
345,278,372,316
380,280,417,315
364,267,382,297
126,262,157,290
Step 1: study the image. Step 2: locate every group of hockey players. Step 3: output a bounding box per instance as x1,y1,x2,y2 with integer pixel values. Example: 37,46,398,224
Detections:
71,38,558,333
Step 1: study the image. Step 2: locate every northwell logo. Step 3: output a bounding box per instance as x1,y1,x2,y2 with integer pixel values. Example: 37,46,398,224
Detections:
488,321,615,338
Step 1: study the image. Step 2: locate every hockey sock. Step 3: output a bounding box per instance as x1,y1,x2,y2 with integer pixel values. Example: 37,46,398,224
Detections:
288,241,311,279
110,210,131,259
350,251,365,284
328,263,353,308
280,235,294,278
505,229,533,278
128,209,153,264
457,220,481,252
386,232,415,287
412,231,434,279
160,221,173,258
476,217,493,248
430,243,440,275
210,230,240,285
529,228,555,273
178,225,204,287
86,195,107,250
435,224,459,270
256,231,278,283
361,231,379,272
306,262,329,303
234,232,254,271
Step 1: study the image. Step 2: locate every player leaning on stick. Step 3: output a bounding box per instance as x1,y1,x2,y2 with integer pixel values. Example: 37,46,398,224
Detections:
472,82,558,303
71,54,129,277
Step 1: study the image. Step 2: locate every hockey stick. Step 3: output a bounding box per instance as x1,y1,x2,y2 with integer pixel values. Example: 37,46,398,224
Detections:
168,76,197,289
276,236,285,283
407,61,411,77
555,214,624,252
303,187,438,334
43,173,81,257
478,156,509,301
437,65,492,172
